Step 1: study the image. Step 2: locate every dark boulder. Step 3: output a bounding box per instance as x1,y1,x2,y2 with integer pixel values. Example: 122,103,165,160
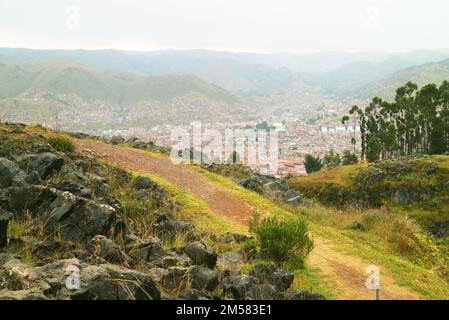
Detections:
250,263,294,291
155,251,191,268
90,235,129,264
183,241,217,269
0,211,13,248
127,237,165,262
223,274,259,300
133,176,156,190
7,185,57,213
0,158,20,188
7,186,118,242
103,264,160,300
110,136,125,145
285,289,326,300
189,266,219,292
177,288,214,300
19,153,64,179
161,267,190,291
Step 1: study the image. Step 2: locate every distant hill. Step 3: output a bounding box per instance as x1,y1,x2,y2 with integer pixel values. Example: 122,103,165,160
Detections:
356,59,449,100
0,59,251,129
2,47,449,97
0,59,240,104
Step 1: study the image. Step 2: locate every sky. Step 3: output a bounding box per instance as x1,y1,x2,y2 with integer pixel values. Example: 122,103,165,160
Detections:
0,0,448,53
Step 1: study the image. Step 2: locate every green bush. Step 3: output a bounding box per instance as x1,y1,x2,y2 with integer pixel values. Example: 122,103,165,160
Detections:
253,216,314,268
49,135,75,153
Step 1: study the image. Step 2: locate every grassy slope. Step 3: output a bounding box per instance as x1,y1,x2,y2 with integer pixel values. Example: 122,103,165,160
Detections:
0,59,240,104
193,165,449,299
25,127,449,299
358,60,449,100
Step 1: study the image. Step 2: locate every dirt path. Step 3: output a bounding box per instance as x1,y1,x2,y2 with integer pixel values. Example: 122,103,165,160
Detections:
74,139,254,224
308,237,419,300
73,139,420,300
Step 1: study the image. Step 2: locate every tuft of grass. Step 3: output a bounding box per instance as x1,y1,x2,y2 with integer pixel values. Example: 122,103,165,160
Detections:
48,135,76,153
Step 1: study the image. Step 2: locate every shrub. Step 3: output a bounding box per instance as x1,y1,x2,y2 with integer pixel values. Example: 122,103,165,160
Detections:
304,154,323,174
49,135,75,153
253,216,314,268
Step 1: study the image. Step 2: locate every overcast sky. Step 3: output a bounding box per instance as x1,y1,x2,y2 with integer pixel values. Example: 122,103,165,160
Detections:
0,0,448,53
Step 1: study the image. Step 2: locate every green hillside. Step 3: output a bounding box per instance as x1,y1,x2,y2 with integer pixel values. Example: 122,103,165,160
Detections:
357,59,449,100
289,156,449,240
0,59,240,104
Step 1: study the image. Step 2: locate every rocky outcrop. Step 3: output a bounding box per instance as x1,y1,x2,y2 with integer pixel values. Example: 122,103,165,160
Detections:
183,241,218,269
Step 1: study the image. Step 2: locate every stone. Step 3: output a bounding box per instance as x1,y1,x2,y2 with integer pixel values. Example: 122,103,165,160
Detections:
189,266,219,292
223,274,259,300
177,288,215,300
250,263,294,291
0,211,13,248
19,152,64,179
128,237,165,262
110,136,125,145
155,252,191,268
285,289,326,300
90,235,129,264
103,264,160,300
183,241,217,269
146,267,169,283
133,176,156,190
0,289,47,300
161,267,190,291
24,170,43,185
0,158,20,188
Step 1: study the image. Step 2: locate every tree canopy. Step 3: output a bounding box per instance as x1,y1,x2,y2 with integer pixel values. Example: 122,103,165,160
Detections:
343,81,449,162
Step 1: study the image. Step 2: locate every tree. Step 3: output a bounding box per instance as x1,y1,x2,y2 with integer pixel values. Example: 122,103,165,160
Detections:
366,136,382,162
323,149,341,168
342,149,358,165
342,81,449,161
304,154,323,174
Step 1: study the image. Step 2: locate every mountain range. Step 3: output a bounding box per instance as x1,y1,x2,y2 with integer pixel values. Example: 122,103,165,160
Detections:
1,47,449,99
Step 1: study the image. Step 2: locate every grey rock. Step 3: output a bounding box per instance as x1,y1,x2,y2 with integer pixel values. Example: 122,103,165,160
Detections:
0,210,13,248
19,152,64,179
90,235,129,264
250,263,294,291
146,267,169,283
161,267,190,291
0,289,47,300
103,264,160,300
184,241,217,269
133,176,156,190
285,289,326,300
0,158,20,188
189,266,219,292
128,237,165,262
223,274,259,300
155,252,191,268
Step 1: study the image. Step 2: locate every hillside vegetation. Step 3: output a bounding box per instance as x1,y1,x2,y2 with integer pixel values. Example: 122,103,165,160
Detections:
357,59,449,100
0,60,240,104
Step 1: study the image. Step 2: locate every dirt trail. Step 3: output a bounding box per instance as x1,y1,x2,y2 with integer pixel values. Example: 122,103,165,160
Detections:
74,139,254,224
73,139,420,300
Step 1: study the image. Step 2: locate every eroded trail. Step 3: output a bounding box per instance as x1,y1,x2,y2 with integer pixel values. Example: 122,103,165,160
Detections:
73,139,420,300
74,139,254,224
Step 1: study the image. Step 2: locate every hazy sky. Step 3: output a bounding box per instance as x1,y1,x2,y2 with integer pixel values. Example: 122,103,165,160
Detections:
0,0,448,53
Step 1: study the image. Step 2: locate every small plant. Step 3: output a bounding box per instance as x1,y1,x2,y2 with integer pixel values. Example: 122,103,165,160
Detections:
253,215,314,268
48,135,75,153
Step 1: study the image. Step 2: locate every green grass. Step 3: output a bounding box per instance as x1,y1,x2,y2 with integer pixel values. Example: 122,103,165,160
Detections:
309,221,449,299
193,166,293,219
193,163,449,299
